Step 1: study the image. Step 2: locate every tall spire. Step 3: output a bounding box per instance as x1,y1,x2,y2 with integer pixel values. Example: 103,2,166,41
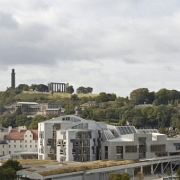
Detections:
11,69,15,89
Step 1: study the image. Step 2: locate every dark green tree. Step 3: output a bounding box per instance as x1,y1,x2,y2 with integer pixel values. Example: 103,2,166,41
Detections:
1,159,22,171
130,88,154,105
66,86,74,94
0,167,16,180
17,84,29,91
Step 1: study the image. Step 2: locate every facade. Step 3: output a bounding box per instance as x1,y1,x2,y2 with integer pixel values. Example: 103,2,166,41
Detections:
38,115,180,162
1,102,62,117
38,116,101,161
0,126,38,157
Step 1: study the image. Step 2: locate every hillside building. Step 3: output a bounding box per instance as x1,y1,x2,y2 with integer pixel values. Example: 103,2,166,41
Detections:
1,102,62,117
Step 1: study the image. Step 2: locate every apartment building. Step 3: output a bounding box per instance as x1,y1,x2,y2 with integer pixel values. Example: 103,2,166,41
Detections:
0,126,38,158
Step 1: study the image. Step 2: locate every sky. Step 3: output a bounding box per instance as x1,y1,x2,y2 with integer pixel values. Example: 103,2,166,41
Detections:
1,0,180,97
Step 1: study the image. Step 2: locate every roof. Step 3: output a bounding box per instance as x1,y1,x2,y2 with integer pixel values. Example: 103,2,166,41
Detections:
17,102,39,105
46,108,60,111
6,129,38,140
30,130,38,140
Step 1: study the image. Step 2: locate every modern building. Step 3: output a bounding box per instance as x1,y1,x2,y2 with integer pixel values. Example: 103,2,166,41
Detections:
38,115,180,162
38,115,101,161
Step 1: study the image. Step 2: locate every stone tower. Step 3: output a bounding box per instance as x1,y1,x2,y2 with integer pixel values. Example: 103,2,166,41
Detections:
11,69,15,89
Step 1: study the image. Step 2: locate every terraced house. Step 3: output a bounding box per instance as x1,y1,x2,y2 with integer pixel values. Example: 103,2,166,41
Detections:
38,115,180,162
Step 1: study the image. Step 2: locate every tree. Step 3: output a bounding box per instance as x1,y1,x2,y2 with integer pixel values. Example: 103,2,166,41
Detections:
36,84,48,92
0,167,16,180
76,86,86,94
66,86,74,94
166,167,171,178
86,87,93,93
0,159,22,180
136,171,144,180
71,94,79,101
2,159,22,171
121,172,130,180
17,84,29,91
108,172,116,180
130,88,154,105
76,86,93,94
108,172,122,180
176,166,180,180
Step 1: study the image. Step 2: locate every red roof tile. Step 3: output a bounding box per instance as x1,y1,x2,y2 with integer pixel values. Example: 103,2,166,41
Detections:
6,129,38,140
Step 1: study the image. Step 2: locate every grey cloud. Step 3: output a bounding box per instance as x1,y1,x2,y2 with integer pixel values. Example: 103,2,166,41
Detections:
19,23,49,43
0,12,18,29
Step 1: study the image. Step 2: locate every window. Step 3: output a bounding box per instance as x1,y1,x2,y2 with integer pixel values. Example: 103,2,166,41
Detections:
125,146,137,153
9,151,11,154
151,145,166,152
3,145,4,148
14,140,16,143
60,149,63,154
25,145,27,148
30,140,31,143
25,140,27,143
20,145,22,148
14,145,16,148
105,146,108,159
30,145,32,148
35,145,37,148
9,145,11,148
20,140,22,143
72,149,75,154
116,146,123,154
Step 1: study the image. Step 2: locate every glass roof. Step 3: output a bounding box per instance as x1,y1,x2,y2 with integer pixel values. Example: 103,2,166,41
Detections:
104,130,115,140
115,126,137,135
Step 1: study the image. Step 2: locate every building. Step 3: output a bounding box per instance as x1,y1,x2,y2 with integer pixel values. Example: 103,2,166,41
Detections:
38,115,180,162
1,102,62,117
5,126,38,154
38,115,101,161
0,125,38,158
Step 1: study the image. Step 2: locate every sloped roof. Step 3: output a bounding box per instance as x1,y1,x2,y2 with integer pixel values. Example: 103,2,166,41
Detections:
30,130,38,140
6,129,38,140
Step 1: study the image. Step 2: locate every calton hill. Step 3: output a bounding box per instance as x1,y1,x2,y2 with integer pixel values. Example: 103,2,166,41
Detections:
0,84,180,137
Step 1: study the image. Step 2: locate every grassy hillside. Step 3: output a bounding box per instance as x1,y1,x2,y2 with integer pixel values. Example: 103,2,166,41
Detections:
0,90,99,105
21,91,98,99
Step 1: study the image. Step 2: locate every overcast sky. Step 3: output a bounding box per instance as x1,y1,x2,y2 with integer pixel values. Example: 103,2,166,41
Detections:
0,0,180,97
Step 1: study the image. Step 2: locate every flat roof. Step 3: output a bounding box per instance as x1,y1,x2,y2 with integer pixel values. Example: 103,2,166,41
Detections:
17,102,38,105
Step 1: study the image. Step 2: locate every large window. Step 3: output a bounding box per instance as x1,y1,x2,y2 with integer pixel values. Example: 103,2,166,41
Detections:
116,146,123,154
125,146,137,153
151,144,166,152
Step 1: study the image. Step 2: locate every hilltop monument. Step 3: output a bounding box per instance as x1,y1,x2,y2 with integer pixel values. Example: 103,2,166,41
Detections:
11,69,15,89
